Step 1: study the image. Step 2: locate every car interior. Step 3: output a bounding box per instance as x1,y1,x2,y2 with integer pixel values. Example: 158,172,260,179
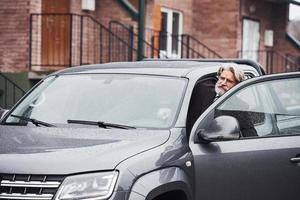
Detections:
186,75,217,135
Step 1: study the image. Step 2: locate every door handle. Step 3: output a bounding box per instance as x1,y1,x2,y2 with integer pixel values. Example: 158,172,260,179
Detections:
290,157,300,163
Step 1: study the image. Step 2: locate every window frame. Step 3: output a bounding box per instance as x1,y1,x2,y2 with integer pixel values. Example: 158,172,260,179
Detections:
160,7,183,58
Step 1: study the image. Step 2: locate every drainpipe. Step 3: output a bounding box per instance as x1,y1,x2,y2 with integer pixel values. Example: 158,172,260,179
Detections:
138,0,145,61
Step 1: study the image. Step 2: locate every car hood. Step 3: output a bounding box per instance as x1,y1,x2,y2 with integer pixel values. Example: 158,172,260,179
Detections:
0,126,170,174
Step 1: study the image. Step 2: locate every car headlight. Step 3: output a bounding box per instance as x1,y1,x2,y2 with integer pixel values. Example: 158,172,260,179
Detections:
55,171,118,200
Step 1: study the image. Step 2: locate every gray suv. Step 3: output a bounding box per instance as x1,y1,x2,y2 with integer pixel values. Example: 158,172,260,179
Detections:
0,60,300,200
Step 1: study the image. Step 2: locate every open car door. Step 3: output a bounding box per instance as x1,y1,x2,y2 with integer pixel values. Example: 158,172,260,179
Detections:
190,72,300,200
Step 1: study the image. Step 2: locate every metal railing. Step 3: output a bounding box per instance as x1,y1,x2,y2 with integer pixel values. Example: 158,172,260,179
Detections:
181,34,222,59
238,50,300,74
30,14,223,71
0,73,26,109
108,21,135,62
30,14,140,71
143,28,222,59
109,21,164,60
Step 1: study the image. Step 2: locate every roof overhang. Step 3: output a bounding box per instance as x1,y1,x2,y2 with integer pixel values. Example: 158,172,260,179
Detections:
117,0,138,20
290,0,300,5
266,0,300,5
286,33,300,50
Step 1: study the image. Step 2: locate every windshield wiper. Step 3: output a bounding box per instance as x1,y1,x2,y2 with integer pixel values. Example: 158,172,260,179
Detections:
67,119,136,129
10,114,55,127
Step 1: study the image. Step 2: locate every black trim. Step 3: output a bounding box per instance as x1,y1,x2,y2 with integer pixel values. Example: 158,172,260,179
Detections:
289,0,300,6
143,58,265,75
146,181,192,200
117,0,138,20
286,32,300,50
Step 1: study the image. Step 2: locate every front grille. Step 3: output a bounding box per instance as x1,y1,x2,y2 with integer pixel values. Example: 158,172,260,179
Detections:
0,174,65,200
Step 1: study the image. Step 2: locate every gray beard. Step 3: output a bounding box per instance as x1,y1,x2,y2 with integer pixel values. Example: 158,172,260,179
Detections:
215,84,226,96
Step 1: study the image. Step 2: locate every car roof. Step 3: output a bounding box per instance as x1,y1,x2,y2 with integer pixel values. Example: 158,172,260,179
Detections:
53,59,262,78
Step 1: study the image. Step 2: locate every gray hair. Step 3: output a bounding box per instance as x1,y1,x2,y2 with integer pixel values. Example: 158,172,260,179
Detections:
217,63,245,83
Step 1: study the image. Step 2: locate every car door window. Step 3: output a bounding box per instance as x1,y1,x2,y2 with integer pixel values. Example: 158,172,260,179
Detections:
187,71,257,136
202,77,300,138
270,79,300,135
217,83,273,137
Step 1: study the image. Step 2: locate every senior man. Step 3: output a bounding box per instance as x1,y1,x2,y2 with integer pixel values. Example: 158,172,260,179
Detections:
214,63,257,137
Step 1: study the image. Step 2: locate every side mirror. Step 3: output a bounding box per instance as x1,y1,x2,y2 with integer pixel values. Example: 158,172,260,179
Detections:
196,115,240,143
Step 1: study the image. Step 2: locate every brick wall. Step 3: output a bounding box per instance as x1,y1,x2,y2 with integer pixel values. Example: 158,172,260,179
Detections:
191,0,240,58
0,0,31,72
70,0,137,64
0,0,137,72
95,0,136,27
272,4,299,54
241,0,272,51
241,0,300,72
30,0,41,13
272,4,300,72
1,0,297,73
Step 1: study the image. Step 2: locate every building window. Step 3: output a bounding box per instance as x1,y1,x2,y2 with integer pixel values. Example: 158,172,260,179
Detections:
289,3,300,20
160,8,183,58
242,18,260,62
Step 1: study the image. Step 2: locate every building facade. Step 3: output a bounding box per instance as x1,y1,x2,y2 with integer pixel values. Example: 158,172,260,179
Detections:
0,0,299,107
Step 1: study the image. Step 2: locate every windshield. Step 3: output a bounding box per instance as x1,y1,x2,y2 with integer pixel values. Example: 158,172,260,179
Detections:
4,74,187,129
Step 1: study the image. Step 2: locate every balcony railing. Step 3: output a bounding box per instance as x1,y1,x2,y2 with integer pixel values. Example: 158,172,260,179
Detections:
143,28,222,59
30,14,142,72
181,34,222,59
0,73,26,109
238,50,300,74
30,14,223,71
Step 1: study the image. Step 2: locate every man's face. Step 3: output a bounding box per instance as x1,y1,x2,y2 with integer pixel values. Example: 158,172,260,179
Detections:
215,70,237,96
